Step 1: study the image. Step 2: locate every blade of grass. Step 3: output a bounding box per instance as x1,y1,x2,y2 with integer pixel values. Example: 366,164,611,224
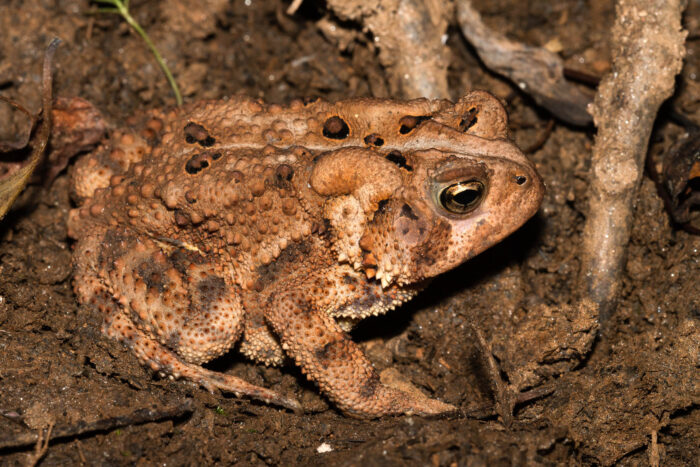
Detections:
91,0,182,106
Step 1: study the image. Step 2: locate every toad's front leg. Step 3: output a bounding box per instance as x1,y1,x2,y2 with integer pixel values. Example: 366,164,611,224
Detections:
264,286,456,418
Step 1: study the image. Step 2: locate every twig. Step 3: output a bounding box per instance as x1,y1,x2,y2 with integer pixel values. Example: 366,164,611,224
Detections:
286,0,304,16
469,324,556,427
648,430,660,467
0,400,193,451
24,422,53,467
514,385,555,407
563,67,602,87
324,0,451,99
470,324,513,427
461,403,497,420
578,0,686,323
74,440,87,464
456,0,592,126
91,0,183,106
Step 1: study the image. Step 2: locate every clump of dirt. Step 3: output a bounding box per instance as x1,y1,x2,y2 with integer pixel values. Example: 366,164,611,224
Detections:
0,0,698,465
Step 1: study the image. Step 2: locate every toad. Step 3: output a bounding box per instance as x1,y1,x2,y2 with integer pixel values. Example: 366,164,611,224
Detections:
67,91,544,418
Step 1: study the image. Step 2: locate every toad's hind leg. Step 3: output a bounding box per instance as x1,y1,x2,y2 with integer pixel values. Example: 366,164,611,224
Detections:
104,311,300,412
74,232,300,412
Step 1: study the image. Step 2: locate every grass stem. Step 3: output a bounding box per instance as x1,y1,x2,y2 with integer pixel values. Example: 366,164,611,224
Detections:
93,0,183,106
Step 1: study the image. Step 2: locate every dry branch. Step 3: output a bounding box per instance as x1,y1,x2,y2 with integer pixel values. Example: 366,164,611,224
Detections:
579,0,686,322
324,0,451,99
0,401,193,451
456,0,592,126
24,423,53,467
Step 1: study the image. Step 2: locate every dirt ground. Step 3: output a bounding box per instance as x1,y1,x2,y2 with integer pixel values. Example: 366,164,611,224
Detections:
0,0,698,465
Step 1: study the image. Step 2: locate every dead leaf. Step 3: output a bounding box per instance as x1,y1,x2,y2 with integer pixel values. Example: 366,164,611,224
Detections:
0,38,59,221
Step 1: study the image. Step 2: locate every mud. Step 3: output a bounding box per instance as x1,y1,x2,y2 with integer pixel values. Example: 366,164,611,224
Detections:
0,1,698,465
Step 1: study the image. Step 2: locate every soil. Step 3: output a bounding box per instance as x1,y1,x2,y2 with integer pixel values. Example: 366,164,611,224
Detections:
0,0,698,465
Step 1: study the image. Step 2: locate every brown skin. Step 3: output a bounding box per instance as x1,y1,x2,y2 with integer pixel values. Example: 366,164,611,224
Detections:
68,91,544,418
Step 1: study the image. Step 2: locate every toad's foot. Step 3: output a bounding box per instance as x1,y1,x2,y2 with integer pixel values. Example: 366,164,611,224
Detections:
379,368,457,417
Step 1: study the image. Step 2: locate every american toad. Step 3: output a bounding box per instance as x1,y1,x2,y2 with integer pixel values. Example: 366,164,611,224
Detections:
67,91,544,418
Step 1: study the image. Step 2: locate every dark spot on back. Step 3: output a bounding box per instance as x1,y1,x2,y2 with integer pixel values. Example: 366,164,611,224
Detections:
386,151,413,171
323,116,350,139
200,136,215,147
399,115,431,134
275,164,294,183
185,191,197,204
459,107,479,132
185,153,210,175
184,122,216,147
185,151,222,175
184,122,208,141
364,133,384,147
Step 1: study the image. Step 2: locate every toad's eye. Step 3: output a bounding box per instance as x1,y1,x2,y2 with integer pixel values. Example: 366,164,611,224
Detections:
439,180,485,214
